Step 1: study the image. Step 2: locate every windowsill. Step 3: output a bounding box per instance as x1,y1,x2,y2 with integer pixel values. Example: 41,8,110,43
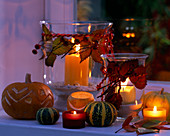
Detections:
0,80,170,136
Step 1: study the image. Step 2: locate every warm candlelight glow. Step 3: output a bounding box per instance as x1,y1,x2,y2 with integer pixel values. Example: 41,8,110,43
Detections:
65,39,89,86
71,37,75,43
153,106,157,112
131,33,135,37
135,100,138,105
62,110,86,128
88,24,91,33
143,107,167,121
73,111,77,114
116,78,136,104
122,33,135,38
75,44,80,52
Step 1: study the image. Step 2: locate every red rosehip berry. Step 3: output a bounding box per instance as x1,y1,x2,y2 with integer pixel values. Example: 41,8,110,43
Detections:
32,49,38,54
34,44,41,49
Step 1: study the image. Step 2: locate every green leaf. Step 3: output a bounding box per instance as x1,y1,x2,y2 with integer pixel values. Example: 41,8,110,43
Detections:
52,44,72,55
45,53,56,67
42,24,51,34
52,36,62,47
142,120,163,129
42,24,52,41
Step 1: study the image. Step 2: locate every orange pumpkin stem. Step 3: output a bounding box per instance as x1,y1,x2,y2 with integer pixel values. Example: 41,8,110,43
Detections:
160,88,164,95
25,73,32,83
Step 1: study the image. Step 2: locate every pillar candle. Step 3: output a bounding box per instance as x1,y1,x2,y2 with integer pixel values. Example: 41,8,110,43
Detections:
65,54,89,86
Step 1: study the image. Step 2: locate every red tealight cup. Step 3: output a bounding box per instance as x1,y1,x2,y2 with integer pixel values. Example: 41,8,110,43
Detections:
62,110,86,129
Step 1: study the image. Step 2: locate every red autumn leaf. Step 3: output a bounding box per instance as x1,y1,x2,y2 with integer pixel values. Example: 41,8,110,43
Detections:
115,115,134,133
122,115,133,128
119,59,139,76
91,49,103,64
133,119,148,128
123,125,137,132
80,48,92,63
130,66,147,89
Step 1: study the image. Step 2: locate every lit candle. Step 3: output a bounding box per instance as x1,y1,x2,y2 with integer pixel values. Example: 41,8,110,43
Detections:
116,78,136,104
143,106,166,121
67,91,94,111
62,110,86,128
65,43,89,86
118,100,142,118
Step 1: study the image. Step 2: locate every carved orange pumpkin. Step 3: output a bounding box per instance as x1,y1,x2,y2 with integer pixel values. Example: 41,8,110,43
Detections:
1,73,54,119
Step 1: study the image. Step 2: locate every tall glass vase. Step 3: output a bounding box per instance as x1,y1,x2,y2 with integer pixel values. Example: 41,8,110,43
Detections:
39,20,113,111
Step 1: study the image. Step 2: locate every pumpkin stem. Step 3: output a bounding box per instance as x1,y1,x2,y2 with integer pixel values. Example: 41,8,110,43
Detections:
160,88,164,95
25,73,32,83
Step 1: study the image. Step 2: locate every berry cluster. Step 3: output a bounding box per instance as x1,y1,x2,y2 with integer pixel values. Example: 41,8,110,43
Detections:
32,44,41,55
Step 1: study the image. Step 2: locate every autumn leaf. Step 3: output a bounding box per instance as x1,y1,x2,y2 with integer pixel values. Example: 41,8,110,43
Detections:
91,49,103,64
141,120,167,129
123,125,137,132
119,59,139,76
136,127,159,135
45,52,56,67
42,24,53,41
80,48,92,63
130,66,147,89
115,115,134,133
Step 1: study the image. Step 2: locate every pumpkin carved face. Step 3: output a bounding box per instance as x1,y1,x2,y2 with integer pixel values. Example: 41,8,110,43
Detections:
1,73,54,119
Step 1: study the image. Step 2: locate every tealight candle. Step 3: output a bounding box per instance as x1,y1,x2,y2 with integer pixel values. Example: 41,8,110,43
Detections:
143,106,166,121
62,110,86,129
116,78,136,104
118,100,142,118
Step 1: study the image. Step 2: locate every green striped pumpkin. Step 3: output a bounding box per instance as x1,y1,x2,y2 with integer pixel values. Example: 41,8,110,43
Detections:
36,107,60,125
84,101,117,127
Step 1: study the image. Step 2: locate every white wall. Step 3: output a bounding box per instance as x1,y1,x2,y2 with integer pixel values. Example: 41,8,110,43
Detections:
0,0,76,109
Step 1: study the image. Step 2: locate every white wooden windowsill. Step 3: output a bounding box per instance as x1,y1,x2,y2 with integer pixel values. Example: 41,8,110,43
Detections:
0,81,170,136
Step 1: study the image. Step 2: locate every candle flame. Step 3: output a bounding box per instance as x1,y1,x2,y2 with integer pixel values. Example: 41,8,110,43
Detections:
135,100,138,105
89,70,91,78
122,33,135,38
71,37,75,43
153,106,157,112
131,33,135,37
75,44,81,52
88,24,91,33
73,111,77,114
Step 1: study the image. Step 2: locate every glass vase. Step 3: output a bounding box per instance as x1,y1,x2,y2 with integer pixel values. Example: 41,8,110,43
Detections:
100,53,148,119
40,20,113,111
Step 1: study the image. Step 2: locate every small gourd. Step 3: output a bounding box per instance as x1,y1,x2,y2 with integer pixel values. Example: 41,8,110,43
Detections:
36,107,60,125
141,88,170,121
1,73,54,119
84,101,117,127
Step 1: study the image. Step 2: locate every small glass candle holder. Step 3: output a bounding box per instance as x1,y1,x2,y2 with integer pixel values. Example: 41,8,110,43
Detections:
62,110,86,129
98,53,148,118
143,106,167,121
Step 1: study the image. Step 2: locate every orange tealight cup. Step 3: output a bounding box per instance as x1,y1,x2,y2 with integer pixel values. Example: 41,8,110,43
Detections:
143,106,166,121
